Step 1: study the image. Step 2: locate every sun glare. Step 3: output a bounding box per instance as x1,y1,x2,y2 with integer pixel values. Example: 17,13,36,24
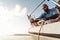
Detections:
0,2,30,35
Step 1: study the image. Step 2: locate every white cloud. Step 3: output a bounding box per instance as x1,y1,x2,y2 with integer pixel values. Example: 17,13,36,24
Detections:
0,3,31,35
7,4,27,17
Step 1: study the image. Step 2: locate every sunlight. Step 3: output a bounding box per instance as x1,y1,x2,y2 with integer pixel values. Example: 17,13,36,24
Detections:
0,2,30,35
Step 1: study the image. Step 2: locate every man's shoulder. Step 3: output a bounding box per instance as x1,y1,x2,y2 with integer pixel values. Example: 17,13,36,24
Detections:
50,8,57,13
50,8,58,14
50,8,56,11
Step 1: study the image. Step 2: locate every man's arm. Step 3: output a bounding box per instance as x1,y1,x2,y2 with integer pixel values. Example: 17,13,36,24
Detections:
47,14,59,19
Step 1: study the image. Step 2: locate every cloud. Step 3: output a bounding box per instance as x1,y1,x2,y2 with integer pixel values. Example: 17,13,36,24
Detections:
0,3,30,35
7,4,27,17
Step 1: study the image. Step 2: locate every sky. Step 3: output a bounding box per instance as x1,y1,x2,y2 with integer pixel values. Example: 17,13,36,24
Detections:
0,0,59,35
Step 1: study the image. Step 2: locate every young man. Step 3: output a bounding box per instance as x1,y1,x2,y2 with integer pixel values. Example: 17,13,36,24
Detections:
39,4,58,20
45,1,60,24
30,4,58,26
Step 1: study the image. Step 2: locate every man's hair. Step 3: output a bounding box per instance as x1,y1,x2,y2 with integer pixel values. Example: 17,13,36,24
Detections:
42,4,48,7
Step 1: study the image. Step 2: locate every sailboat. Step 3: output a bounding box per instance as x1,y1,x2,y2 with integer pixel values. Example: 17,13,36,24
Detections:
27,0,60,40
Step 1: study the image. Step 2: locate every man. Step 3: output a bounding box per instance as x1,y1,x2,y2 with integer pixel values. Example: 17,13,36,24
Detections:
30,4,58,26
39,4,58,20
44,1,60,23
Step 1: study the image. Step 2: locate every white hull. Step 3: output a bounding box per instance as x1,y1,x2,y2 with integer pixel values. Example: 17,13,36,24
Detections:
29,22,60,39
29,22,60,34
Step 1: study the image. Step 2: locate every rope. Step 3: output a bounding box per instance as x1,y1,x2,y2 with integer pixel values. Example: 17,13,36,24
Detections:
37,22,44,40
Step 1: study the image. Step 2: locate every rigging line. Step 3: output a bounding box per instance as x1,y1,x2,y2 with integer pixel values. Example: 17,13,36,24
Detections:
50,0,60,7
53,0,57,2
27,0,40,19
37,22,44,40
29,0,45,18
34,0,41,7
31,0,37,6
33,0,44,18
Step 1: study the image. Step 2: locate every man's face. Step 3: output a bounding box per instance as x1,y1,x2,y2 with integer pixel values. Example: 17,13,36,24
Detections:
42,5,48,11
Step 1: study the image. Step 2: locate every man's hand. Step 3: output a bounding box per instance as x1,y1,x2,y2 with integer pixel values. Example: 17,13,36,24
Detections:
42,18,47,21
30,18,34,23
32,22,39,26
30,18,39,26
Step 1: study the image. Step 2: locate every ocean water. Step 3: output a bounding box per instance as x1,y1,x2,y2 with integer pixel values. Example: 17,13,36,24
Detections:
0,35,59,40
0,35,30,40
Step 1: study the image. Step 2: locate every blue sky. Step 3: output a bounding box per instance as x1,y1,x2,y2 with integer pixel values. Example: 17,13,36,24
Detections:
0,0,59,35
